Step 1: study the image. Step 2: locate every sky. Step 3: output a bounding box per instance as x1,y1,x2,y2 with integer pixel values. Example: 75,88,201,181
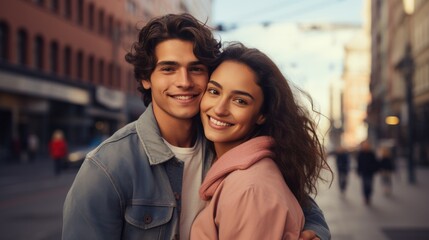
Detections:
211,0,365,138
212,0,363,26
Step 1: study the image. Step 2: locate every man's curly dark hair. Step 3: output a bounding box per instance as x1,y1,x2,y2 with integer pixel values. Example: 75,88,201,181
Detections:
125,13,221,106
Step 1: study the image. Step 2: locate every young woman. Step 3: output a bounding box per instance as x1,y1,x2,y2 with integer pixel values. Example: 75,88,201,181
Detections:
190,43,331,239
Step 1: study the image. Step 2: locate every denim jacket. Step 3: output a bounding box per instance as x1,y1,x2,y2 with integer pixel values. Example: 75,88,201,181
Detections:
63,104,213,239
62,104,330,240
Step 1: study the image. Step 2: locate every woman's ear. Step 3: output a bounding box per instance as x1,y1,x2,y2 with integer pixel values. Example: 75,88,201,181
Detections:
142,79,151,89
256,114,266,125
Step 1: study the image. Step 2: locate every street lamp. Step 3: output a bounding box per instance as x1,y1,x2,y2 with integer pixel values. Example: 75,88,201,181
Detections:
402,0,415,14
395,0,416,184
385,116,400,126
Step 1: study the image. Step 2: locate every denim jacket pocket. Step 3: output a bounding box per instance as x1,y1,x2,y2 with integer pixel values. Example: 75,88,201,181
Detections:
125,202,174,230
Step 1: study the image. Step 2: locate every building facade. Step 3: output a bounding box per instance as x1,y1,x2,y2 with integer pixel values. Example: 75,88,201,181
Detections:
368,0,429,164
0,0,212,162
341,28,371,149
328,0,371,151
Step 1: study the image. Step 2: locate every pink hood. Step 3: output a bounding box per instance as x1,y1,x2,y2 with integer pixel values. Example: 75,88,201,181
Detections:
199,136,275,200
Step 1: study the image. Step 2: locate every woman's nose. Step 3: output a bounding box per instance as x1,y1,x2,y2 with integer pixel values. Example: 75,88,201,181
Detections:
213,98,229,116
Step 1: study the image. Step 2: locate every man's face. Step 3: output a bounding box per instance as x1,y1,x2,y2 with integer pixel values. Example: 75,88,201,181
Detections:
142,39,209,123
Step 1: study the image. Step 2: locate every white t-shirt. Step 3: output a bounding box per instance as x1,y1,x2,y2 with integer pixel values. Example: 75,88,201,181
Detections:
163,137,205,240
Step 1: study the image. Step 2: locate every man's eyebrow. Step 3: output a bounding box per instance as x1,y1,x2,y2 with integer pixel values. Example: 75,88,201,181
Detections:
156,60,206,67
157,61,179,66
189,61,205,66
208,80,255,100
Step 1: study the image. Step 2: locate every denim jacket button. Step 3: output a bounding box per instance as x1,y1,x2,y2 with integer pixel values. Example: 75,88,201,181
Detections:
144,214,152,224
174,192,180,200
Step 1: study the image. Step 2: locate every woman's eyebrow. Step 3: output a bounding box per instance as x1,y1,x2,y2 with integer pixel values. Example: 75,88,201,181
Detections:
208,80,254,100
208,80,222,88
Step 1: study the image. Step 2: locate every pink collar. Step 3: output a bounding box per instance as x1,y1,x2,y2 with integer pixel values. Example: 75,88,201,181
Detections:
200,136,275,200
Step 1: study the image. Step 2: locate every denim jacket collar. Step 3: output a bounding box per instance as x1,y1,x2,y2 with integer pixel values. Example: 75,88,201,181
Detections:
136,104,176,165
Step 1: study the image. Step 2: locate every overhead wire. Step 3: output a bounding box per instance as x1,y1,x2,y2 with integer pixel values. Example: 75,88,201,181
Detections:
216,0,347,25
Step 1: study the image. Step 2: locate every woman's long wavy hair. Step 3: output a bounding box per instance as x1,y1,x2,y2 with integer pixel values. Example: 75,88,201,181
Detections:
125,13,221,106
216,42,332,207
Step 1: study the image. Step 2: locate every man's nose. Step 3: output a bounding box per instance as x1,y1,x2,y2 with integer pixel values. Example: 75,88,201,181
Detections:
176,69,194,88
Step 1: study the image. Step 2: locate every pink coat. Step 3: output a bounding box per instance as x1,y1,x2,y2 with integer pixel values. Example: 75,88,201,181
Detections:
190,136,304,240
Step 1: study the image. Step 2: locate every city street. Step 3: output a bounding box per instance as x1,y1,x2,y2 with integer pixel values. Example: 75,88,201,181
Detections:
1,157,429,240
0,159,77,240
317,157,429,240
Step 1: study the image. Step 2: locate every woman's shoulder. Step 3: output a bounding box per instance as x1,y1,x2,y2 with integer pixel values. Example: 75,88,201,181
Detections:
222,158,290,196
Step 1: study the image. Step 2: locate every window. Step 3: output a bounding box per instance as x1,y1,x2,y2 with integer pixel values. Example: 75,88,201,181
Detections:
108,63,113,86
108,16,113,38
0,22,9,61
88,55,94,82
98,10,105,35
114,21,122,42
88,3,95,30
128,70,135,93
49,41,58,73
77,51,83,80
50,0,59,12
127,23,132,35
116,66,121,89
65,0,72,19
17,29,28,65
34,35,44,70
126,1,136,15
98,59,104,84
34,0,44,6
77,0,84,25
64,46,72,76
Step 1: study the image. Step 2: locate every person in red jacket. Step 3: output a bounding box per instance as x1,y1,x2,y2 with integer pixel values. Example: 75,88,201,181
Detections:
49,130,68,175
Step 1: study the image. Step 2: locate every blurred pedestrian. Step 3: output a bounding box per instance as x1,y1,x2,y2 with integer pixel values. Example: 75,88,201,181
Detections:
379,147,395,196
357,140,379,205
334,146,350,194
11,135,21,162
49,130,68,176
28,133,39,162
20,132,29,163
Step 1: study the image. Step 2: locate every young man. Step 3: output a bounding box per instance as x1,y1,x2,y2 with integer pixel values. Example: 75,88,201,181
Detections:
62,13,330,240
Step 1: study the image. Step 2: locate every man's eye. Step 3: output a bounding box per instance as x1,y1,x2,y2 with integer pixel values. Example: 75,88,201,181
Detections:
190,66,206,73
161,67,174,72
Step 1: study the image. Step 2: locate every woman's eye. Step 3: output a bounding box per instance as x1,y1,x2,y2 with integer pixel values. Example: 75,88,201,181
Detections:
234,98,248,105
207,89,218,95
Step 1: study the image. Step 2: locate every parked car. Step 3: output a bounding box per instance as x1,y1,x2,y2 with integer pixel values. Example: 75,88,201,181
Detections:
65,146,94,169
65,136,106,169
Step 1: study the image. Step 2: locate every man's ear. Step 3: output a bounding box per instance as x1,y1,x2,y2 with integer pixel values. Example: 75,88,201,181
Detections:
256,114,266,125
142,79,151,89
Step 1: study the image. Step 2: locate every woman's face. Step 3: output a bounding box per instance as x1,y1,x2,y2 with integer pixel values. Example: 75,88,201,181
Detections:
200,60,265,152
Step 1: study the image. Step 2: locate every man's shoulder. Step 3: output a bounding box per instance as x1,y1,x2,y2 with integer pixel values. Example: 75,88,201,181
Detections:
86,121,147,167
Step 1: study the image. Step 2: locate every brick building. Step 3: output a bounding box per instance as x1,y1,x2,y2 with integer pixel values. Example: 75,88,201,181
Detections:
0,0,212,162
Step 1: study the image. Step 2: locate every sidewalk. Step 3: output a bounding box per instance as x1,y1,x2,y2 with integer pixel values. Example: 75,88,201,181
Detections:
2,156,428,239
316,157,429,240
0,158,54,186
